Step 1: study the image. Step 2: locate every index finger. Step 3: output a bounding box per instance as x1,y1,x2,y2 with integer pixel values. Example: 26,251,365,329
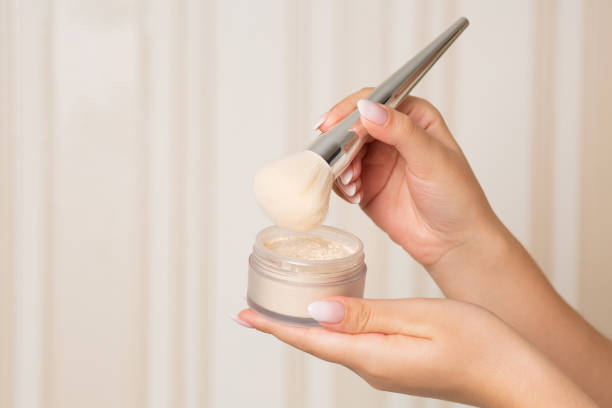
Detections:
238,309,385,368
319,87,373,132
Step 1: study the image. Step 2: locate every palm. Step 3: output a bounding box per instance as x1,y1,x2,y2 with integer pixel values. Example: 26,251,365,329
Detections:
359,140,466,266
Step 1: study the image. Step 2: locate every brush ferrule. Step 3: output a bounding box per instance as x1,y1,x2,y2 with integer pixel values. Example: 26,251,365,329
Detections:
307,110,365,177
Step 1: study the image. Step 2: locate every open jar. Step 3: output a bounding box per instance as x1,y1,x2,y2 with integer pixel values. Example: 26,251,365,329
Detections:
247,225,366,327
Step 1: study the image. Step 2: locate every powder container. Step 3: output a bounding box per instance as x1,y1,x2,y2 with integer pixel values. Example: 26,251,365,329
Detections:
247,225,366,327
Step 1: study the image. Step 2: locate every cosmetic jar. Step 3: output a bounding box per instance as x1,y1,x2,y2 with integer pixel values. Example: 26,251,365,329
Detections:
247,225,366,327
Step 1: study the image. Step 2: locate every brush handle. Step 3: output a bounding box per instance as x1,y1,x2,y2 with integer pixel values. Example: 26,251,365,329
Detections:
308,17,469,177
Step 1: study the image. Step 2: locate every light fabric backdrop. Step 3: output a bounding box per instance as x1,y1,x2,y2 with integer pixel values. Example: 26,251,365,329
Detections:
1,0,611,407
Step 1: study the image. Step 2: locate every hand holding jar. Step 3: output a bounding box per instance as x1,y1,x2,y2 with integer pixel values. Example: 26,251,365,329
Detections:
238,89,612,406
238,297,596,407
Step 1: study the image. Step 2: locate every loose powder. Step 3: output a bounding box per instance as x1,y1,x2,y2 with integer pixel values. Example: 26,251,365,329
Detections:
264,236,352,261
249,226,366,321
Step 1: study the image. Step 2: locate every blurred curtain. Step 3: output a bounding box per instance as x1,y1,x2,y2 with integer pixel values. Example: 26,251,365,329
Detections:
1,0,611,407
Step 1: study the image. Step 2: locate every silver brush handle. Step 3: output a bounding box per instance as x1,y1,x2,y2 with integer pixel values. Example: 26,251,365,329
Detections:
308,17,469,177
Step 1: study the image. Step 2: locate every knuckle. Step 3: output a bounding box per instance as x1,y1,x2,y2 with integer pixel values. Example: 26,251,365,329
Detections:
393,110,415,135
352,302,374,332
404,114,416,134
413,96,440,115
416,98,444,128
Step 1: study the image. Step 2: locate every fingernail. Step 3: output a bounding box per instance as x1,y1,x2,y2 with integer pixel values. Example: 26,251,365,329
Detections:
357,99,387,125
229,313,253,328
340,167,353,185
314,112,328,130
340,181,357,197
348,192,361,204
308,301,345,323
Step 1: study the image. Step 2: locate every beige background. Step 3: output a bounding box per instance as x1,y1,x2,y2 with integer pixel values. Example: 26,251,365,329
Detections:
1,0,611,407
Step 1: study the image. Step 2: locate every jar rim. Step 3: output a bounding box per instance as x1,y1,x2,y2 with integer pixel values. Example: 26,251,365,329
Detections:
251,225,365,284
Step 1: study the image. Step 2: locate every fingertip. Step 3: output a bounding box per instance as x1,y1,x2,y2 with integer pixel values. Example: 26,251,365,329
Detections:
320,88,374,132
238,308,255,320
359,105,436,174
307,300,346,324
339,180,357,196
231,311,254,329
358,105,395,146
319,110,345,133
340,177,362,199
333,181,352,203
352,159,363,180
313,112,328,130
348,191,361,205
238,309,270,331
357,99,389,126
340,166,353,185
239,309,302,336
310,296,360,332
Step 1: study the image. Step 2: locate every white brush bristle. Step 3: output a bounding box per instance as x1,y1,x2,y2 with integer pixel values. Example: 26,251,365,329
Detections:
253,150,333,232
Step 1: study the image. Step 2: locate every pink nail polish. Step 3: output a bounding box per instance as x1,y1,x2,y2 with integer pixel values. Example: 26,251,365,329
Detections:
357,99,388,125
229,314,253,328
340,167,353,185
341,181,357,197
314,112,329,130
308,301,345,323
349,192,361,204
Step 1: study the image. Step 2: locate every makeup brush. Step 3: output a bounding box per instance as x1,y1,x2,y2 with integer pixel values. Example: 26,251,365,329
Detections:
254,17,469,232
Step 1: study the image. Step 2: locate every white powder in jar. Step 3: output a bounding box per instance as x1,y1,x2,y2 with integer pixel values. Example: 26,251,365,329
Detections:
249,226,366,322
264,236,352,260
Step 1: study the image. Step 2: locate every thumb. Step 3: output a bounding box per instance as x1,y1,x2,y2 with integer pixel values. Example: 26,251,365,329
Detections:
357,99,445,176
308,296,431,338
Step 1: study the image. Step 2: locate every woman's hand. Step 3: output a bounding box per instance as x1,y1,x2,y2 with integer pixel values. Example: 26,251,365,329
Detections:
318,88,503,267
237,298,596,407
318,90,612,406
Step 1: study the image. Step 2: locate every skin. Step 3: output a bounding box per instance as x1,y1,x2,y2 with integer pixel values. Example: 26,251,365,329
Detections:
326,88,612,406
239,88,612,406
239,298,597,407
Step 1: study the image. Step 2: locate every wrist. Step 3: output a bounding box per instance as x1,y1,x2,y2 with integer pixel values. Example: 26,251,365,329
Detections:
424,215,544,307
427,216,516,280
482,346,598,408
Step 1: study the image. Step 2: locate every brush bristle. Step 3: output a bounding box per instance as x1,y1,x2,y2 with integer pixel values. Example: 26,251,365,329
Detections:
253,150,333,232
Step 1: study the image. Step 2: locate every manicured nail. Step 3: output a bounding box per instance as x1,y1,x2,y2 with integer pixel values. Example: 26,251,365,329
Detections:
357,99,387,125
340,181,357,197
314,112,328,130
308,301,345,323
349,192,361,204
229,313,253,328
340,167,353,185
